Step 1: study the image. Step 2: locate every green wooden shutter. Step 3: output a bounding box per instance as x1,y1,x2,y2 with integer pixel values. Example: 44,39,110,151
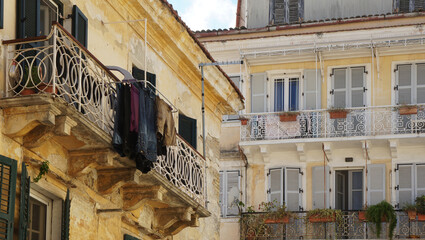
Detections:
0,0,3,29
0,155,17,240
72,5,88,48
124,234,140,240
18,163,30,240
132,66,157,87
17,0,40,38
178,114,197,148
61,189,70,240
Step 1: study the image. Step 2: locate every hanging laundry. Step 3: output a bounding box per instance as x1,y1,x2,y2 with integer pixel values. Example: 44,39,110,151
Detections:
137,84,157,163
130,86,140,132
156,96,176,156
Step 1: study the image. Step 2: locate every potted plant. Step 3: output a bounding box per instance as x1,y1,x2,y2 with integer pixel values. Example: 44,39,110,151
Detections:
402,203,417,220
397,104,418,115
240,117,249,125
328,108,349,119
21,65,42,95
306,208,342,223
366,201,397,239
358,205,368,221
279,112,299,122
259,200,293,224
415,195,425,221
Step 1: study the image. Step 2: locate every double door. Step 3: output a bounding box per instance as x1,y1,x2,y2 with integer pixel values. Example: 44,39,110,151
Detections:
335,170,363,210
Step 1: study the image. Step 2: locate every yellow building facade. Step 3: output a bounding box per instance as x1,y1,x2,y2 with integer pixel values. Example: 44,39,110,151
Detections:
0,0,243,239
197,10,425,239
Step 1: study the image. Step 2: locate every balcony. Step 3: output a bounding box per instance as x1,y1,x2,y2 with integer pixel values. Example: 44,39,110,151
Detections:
240,105,425,143
240,211,425,239
2,23,207,235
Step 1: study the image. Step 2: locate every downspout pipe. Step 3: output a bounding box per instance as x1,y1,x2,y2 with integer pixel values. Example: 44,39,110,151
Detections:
200,65,208,209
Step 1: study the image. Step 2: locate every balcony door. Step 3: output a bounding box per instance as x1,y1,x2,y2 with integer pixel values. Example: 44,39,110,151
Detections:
273,76,300,112
335,170,363,210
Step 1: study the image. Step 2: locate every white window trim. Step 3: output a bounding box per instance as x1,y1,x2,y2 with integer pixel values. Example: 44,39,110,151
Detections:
267,166,302,211
396,163,425,207
220,170,241,218
327,64,371,108
267,70,303,112
330,166,367,210
392,61,425,105
30,189,53,240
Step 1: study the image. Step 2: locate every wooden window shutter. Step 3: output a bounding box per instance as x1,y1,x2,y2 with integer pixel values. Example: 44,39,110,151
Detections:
0,155,17,240
18,163,30,240
61,189,70,240
178,114,197,149
303,69,321,110
124,234,140,240
18,0,40,38
285,168,301,211
226,171,240,216
250,73,267,113
72,5,88,48
0,0,3,29
268,168,283,205
288,0,299,23
367,164,386,206
312,166,329,209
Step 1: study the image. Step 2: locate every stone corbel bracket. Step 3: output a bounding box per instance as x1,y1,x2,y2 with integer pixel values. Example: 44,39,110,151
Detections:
97,167,140,194
296,143,306,162
322,142,332,162
153,207,198,236
388,139,398,159
68,149,114,177
259,145,270,163
122,185,168,210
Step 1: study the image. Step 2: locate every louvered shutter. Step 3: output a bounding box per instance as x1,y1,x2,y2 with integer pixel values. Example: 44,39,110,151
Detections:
219,172,224,216
416,64,425,103
285,168,301,211
124,234,140,240
415,164,425,198
61,189,70,240
303,69,321,110
72,5,88,48
269,168,283,205
332,68,347,108
19,164,30,240
226,171,240,216
350,67,366,107
415,0,425,10
367,164,386,206
0,0,3,29
178,114,197,148
399,0,411,12
251,73,267,113
312,166,329,209
0,155,17,240
397,165,413,208
18,0,40,38
396,64,413,105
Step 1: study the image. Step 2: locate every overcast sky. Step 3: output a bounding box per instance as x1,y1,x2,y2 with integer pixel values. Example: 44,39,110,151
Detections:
167,0,238,31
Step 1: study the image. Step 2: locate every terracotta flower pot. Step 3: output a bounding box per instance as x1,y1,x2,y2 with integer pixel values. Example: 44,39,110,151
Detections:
39,83,58,94
418,213,425,221
408,210,417,221
308,214,335,223
279,114,298,122
358,211,367,221
20,88,37,95
399,106,418,115
240,119,248,125
329,111,348,119
409,235,420,238
264,216,289,224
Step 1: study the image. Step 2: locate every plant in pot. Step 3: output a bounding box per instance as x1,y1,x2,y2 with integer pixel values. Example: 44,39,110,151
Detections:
328,108,349,119
259,200,294,224
415,195,425,221
365,201,397,239
279,111,299,122
239,117,249,126
358,205,368,221
397,104,418,116
306,208,342,223
402,203,417,221
21,65,42,95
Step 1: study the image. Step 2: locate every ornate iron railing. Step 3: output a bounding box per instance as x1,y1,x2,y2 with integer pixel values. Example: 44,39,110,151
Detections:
240,211,425,239
155,136,205,206
240,105,425,142
3,24,206,207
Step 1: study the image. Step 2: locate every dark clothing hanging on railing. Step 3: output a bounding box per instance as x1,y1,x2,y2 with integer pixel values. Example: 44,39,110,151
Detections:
156,96,176,156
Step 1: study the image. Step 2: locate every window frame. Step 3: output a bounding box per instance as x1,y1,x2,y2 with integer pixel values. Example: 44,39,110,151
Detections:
219,170,241,218
28,190,53,240
396,163,425,208
394,62,425,105
178,114,197,149
268,72,302,112
0,0,3,29
267,166,302,211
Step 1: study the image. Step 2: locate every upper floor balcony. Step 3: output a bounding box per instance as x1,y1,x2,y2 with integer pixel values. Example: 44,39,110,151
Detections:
240,105,425,143
2,23,207,235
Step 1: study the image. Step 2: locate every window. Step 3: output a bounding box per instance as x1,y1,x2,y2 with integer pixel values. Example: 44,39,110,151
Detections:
273,77,300,112
331,67,367,108
268,167,302,211
219,170,240,217
72,5,88,47
270,0,304,25
335,170,363,210
17,0,63,38
178,114,197,148
397,163,425,208
28,192,51,240
0,0,3,29
132,66,156,87
124,234,141,240
395,63,425,105
396,0,425,12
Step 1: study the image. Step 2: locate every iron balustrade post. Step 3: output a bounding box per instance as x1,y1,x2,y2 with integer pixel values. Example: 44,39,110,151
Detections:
4,45,9,97
52,26,57,94
78,50,82,112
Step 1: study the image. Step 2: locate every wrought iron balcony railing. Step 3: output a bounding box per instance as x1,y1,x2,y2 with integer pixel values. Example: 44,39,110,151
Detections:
3,23,206,207
240,105,425,142
240,211,425,239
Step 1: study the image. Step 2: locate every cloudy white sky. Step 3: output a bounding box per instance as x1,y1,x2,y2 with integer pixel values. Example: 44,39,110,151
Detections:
167,0,238,31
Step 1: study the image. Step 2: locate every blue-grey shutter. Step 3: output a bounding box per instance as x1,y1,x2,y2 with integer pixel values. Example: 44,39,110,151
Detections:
124,234,140,240
61,189,70,240
178,114,197,148
268,168,283,205
18,164,30,240
72,5,88,48
0,155,17,240
416,164,425,197
285,168,301,211
18,0,40,38
219,171,224,216
303,69,321,110
367,164,386,206
0,0,3,29
312,166,330,209
251,73,267,113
